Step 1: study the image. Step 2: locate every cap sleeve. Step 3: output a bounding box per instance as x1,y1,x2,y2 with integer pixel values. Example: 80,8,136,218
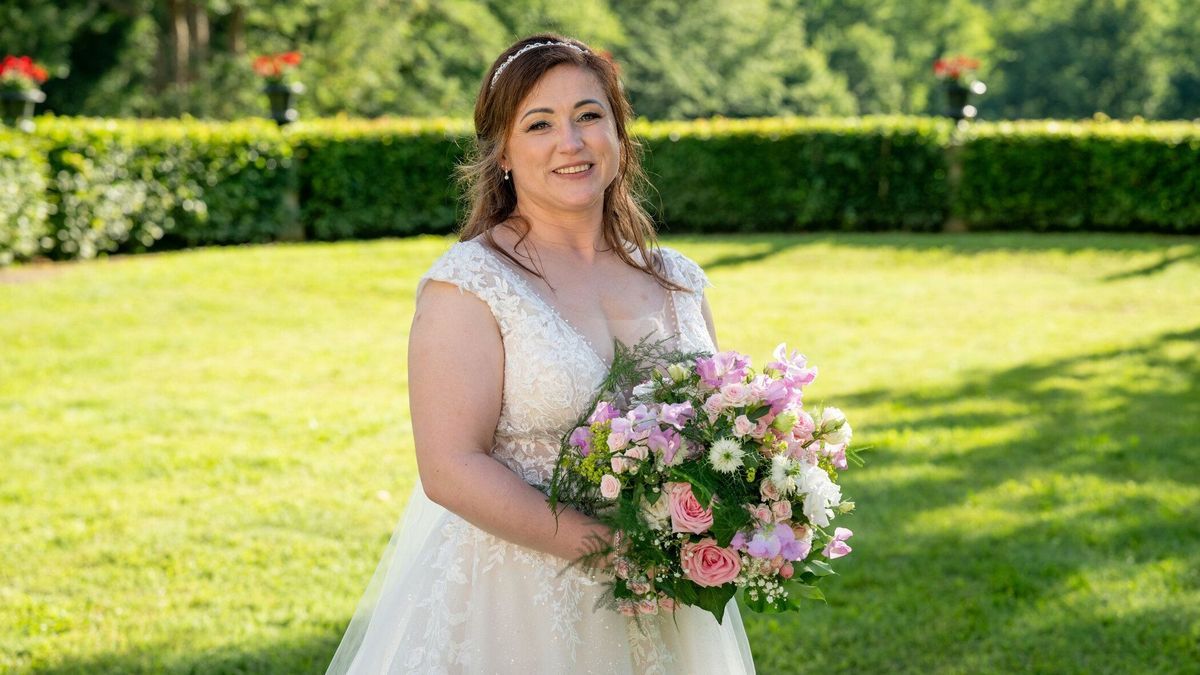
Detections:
416,240,521,336
658,246,712,294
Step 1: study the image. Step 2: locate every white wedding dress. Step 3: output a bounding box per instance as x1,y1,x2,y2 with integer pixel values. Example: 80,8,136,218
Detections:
327,237,756,674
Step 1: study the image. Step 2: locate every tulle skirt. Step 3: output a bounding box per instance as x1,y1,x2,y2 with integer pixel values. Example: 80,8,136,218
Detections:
326,481,756,674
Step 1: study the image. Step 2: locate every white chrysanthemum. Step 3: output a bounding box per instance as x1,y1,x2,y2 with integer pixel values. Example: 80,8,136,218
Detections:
770,454,799,495
820,406,852,445
708,438,745,473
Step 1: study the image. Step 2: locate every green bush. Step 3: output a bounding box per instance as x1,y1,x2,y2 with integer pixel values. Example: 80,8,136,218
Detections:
291,118,471,240
956,120,1200,232
0,129,51,265
32,117,293,260
638,116,953,232
2,115,1197,267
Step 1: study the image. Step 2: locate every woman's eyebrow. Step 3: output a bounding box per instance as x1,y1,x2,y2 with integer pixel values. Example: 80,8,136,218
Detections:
520,98,604,121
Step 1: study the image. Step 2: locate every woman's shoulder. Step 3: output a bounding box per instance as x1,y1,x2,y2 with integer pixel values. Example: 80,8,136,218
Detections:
416,236,513,305
651,243,711,293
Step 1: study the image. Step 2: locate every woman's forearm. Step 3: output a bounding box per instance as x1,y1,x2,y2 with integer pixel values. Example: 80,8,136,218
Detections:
420,451,611,565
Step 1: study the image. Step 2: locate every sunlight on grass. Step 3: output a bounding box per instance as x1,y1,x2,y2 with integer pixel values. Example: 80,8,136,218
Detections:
2,232,1198,673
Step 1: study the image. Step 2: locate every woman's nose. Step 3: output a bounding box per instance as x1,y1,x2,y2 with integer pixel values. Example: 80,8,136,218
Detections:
559,124,585,152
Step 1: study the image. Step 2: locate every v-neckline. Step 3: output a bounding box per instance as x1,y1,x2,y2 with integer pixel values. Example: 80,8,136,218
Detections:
464,238,678,372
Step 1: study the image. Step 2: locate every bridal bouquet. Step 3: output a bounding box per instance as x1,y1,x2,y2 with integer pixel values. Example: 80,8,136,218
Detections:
549,340,861,624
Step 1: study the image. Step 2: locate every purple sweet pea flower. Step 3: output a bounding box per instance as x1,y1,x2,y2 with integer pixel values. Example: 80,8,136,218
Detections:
588,401,621,424
730,531,748,551
747,529,782,559
658,401,695,429
768,343,818,389
696,351,752,389
627,404,659,441
568,426,592,456
776,525,810,561
647,426,683,465
821,527,853,559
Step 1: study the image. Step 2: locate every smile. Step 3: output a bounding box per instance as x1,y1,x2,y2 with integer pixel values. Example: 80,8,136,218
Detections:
552,163,594,175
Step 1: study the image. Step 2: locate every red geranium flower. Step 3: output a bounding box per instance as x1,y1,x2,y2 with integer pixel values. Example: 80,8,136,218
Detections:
252,51,303,81
0,55,50,91
933,54,980,82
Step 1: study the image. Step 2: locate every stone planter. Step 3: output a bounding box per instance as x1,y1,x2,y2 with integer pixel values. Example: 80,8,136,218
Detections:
943,80,986,121
263,81,304,126
0,89,46,130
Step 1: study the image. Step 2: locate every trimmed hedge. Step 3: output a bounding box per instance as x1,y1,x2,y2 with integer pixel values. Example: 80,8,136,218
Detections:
955,120,1200,233
1,115,1197,265
290,117,470,240
0,129,51,265
1,117,293,263
638,117,952,232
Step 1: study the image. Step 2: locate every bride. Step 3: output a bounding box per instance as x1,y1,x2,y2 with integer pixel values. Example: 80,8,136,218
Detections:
327,33,755,674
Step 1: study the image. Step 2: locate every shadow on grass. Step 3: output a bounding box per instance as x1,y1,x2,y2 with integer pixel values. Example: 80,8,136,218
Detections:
670,231,1200,262
28,628,342,674
28,326,1200,675
750,324,1200,674
1100,247,1200,282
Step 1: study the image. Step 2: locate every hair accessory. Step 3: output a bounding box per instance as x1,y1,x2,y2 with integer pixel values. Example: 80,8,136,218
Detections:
490,41,587,90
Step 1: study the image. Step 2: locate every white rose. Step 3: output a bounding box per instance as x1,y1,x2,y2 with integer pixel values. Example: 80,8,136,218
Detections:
640,494,671,530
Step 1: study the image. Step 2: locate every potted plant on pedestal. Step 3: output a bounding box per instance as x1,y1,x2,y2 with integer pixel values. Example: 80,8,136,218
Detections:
933,55,987,121
253,51,304,125
0,55,49,131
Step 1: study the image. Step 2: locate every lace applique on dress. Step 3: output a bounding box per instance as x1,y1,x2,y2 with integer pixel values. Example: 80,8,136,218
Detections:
357,239,745,675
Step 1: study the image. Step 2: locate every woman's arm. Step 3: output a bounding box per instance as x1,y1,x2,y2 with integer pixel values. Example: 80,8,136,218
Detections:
408,280,610,563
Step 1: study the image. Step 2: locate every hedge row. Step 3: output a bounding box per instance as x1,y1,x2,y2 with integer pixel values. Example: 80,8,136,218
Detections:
1,115,1197,264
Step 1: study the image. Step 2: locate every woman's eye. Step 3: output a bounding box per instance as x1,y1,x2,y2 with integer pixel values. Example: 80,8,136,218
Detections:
580,112,602,121
527,121,549,131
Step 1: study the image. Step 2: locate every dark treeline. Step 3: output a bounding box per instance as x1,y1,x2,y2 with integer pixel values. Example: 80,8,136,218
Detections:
3,0,1198,121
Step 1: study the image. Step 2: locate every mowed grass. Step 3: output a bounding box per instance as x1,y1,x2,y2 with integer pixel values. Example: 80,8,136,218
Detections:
1,233,1197,674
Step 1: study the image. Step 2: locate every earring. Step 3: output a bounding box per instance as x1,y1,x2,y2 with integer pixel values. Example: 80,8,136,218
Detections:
503,168,511,181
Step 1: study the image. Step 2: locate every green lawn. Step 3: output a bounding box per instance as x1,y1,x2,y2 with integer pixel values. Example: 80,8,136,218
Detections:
2,233,1197,673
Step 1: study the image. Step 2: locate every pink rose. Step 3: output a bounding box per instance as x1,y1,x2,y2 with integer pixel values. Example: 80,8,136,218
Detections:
628,579,652,595
667,482,714,534
779,562,794,579
636,597,659,614
751,503,772,524
610,457,625,474
625,445,649,461
720,382,753,408
617,599,636,617
702,393,725,420
600,474,622,500
658,593,676,612
760,480,780,501
771,500,792,521
680,538,742,587
733,414,754,438
614,557,632,580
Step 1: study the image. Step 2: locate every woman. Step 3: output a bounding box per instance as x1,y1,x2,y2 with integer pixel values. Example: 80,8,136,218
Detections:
327,33,755,674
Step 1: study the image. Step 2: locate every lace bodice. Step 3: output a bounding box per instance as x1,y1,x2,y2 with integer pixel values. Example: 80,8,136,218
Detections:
417,238,715,488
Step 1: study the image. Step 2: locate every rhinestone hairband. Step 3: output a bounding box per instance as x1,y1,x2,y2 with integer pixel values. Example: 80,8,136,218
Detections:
489,41,588,90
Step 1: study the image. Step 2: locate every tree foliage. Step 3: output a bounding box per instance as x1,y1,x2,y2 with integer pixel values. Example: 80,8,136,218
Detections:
3,0,1198,120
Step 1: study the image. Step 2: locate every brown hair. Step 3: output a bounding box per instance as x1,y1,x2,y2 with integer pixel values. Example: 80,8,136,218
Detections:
455,33,683,292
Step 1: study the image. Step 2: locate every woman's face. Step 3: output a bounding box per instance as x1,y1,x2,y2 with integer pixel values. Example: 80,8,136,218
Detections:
501,64,620,217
